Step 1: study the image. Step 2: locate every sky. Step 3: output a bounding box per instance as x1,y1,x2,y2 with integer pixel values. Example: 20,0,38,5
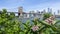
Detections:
0,0,60,13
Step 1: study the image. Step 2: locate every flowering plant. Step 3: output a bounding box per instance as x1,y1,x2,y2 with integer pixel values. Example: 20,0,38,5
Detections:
45,16,55,25
0,9,60,34
32,25,39,32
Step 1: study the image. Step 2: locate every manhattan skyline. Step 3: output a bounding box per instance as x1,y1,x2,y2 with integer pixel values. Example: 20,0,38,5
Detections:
0,0,60,12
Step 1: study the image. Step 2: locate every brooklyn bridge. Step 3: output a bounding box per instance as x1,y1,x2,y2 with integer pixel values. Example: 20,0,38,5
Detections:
4,6,60,19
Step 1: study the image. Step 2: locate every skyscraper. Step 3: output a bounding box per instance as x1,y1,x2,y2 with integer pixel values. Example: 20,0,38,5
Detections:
48,8,52,14
57,10,60,15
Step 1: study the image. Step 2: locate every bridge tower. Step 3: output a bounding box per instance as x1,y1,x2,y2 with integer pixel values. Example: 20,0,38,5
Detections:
18,6,23,17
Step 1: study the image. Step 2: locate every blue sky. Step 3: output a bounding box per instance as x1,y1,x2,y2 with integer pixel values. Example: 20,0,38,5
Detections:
0,0,60,12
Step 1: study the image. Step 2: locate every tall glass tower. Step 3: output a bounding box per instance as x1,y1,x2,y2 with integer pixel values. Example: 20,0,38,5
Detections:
48,8,52,14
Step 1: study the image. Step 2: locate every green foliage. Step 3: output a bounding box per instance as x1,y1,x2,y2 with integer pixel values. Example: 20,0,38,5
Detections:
0,9,21,34
22,20,32,34
43,13,52,20
0,9,60,34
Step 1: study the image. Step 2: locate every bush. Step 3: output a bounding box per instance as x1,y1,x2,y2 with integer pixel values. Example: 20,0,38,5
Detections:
0,9,60,34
